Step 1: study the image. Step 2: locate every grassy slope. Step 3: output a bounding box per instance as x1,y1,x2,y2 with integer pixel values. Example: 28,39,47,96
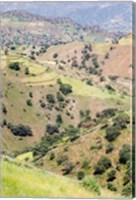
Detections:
2,160,96,198
2,160,123,198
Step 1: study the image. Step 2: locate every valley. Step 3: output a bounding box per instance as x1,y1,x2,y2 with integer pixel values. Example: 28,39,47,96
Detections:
1,3,133,198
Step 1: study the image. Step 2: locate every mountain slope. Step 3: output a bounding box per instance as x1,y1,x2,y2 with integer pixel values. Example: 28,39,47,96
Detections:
1,2,133,33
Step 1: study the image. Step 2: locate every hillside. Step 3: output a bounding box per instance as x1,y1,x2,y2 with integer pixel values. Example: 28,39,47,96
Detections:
1,2,133,33
1,159,94,197
1,4,133,198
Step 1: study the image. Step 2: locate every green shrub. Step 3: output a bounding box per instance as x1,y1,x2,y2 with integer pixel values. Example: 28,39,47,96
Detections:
107,183,117,191
94,156,112,175
105,125,120,141
82,160,90,169
53,53,58,58
46,94,55,103
57,155,68,165
2,104,7,114
46,124,59,135
109,75,118,81
65,125,79,141
56,114,63,125
59,83,72,95
8,62,20,71
106,143,114,154
107,169,116,181
40,102,45,108
25,67,29,75
105,53,109,59
105,84,115,92
113,113,130,129
29,92,33,98
88,67,98,75
9,124,33,137
94,164,105,174
122,183,132,197
86,79,93,86
92,57,99,68
100,76,105,82
82,177,101,195
119,144,131,164
49,152,55,160
26,99,33,106
71,60,78,67
97,108,117,119
56,92,64,102
77,171,85,180
62,162,74,175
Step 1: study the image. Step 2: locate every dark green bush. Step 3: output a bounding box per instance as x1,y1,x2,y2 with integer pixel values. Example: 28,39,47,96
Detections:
77,171,85,180
107,183,117,191
57,155,68,165
9,124,33,137
107,169,116,181
100,76,105,82
49,152,55,160
94,156,112,175
26,99,33,106
46,94,55,103
29,92,33,98
105,53,109,59
56,92,64,102
119,144,131,164
62,162,74,175
40,102,45,108
56,114,63,125
46,124,59,135
122,183,132,197
106,143,114,154
53,53,58,58
105,125,120,141
71,60,78,67
8,62,20,71
97,108,117,119
86,80,93,86
25,67,29,75
92,57,99,68
106,84,115,92
113,113,130,129
59,83,72,96
2,104,7,114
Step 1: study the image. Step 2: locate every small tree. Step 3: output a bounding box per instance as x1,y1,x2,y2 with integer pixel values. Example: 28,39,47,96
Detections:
107,169,116,181
46,124,59,135
119,144,131,164
105,126,120,142
53,53,58,59
25,67,29,75
2,104,7,114
94,156,112,175
57,92,64,102
56,114,63,125
77,171,85,180
26,99,33,106
59,83,72,96
8,62,20,71
29,92,33,98
46,94,55,103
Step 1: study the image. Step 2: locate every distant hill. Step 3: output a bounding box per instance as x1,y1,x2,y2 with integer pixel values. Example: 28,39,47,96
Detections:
1,2,133,33
1,10,112,46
